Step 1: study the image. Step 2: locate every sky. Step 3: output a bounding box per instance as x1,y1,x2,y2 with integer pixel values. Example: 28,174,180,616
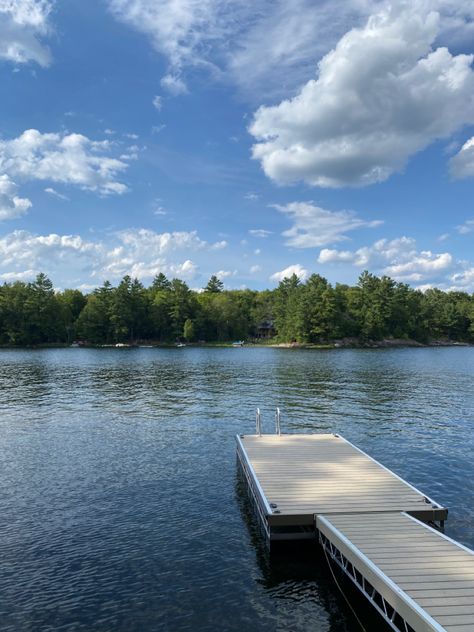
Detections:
0,0,474,292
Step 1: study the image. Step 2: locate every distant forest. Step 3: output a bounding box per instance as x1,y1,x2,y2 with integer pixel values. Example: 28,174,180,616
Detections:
0,271,473,346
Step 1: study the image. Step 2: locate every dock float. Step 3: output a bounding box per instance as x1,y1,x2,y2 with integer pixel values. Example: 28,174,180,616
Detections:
236,433,447,541
236,430,474,631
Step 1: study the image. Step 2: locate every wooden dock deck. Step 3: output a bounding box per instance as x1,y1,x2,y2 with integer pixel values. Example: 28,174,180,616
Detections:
236,431,474,632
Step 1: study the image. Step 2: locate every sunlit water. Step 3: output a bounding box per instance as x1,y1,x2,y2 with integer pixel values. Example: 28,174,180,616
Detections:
1,347,473,631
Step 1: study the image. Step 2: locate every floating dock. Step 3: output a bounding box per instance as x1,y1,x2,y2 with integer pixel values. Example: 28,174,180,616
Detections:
236,431,474,632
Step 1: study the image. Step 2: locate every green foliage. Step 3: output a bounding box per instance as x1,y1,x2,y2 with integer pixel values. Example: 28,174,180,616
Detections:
0,270,473,346
204,275,224,293
183,318,195,342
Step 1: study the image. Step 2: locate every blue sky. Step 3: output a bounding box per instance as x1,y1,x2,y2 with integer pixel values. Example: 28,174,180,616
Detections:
0,0,474,291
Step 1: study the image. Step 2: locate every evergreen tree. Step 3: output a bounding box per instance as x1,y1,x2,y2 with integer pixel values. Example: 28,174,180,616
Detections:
204,275,224,293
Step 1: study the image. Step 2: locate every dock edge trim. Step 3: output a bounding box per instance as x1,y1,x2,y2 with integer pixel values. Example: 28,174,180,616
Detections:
403,512,474,556
235,435,273,516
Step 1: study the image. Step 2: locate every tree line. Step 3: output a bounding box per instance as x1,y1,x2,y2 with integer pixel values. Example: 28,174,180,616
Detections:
0,271,473,346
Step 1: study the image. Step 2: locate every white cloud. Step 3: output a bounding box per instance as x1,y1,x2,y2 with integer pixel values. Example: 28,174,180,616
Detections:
450,137,474,179
456,218,474,234
152,124,166,134
449,267,474,291
318,236,456,283
0,227,227,287
0,129,129,196
113,228,209,255
44,187,69,201
214,269,236,279
0,174,31,220
152,95,163,110
0,268,38,281
210,240,227,250
160,73,188,95
0,0,52,66
105,0,474,102
250,264,262,273
106,0,382,99
249,229,272,238
118,258,198,281
270,263,308,282
274,201,382,248
318,248,355,264
250,4,474,187
384,252,453,281
245,192,259,201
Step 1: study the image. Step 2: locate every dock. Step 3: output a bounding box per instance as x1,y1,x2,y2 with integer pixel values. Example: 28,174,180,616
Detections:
236,428,474,631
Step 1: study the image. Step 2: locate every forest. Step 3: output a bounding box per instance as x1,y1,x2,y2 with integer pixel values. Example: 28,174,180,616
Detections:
0,271,473,346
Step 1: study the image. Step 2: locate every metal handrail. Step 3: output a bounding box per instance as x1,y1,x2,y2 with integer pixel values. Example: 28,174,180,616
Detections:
275,407,281,435
256,408,262,436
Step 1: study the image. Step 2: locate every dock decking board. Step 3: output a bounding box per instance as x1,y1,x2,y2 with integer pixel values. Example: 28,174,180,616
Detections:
236,434,447,530
317,512,474,632
236,432,474,631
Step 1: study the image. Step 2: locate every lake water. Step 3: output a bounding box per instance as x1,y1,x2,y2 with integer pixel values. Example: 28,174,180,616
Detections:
1,347,473,632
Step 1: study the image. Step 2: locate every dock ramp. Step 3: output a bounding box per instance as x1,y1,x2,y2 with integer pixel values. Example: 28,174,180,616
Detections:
317,512,474,632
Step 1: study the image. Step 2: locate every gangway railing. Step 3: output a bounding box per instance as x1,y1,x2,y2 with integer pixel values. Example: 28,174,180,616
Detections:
255,408,262,436
275,407,281,435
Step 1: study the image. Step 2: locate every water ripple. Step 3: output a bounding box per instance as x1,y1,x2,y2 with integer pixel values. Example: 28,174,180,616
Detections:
0,347,473,631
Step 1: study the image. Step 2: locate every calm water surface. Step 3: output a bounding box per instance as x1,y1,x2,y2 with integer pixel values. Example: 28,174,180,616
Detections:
1,347,473,631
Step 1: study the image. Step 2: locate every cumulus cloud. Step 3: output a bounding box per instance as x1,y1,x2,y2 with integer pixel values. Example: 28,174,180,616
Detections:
270,263,308,282
318,236,456,283
0,129,129,196
210,240,227,250
0,174,31,220
213,269,236,279
274,202,382,248
449,267,474,291
0,228,228,287
250,4,474,187
250,264,262,273
105,0,474,102
449,137,474,179
0,268,38,281
0,0,52,66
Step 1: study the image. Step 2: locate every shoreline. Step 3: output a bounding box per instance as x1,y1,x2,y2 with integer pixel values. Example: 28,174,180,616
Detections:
0,339,472,350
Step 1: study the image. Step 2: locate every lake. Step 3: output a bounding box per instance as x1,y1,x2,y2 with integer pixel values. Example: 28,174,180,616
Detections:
1,347,473,631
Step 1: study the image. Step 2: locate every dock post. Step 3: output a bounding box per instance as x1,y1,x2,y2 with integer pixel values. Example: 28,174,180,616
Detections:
275,408,281,435
256,408,262,436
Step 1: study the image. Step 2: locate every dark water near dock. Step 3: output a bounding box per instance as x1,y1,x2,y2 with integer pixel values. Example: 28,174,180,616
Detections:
1,347,473,632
